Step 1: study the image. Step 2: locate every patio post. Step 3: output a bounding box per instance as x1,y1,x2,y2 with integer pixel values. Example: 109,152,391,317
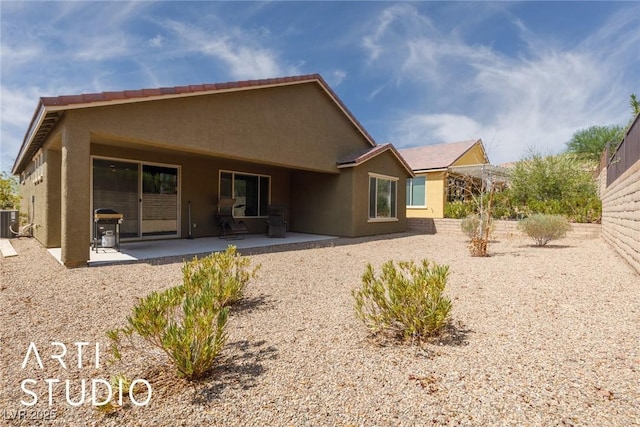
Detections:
61,122,91,267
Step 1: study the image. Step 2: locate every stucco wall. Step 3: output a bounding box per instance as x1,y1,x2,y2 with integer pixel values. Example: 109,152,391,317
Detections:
452,143,487,166
406,171,446,219
351,151,409,237
70,82,372,174
289,149,409,238
600,159,640,274
289,170,352,236
18,145,62,247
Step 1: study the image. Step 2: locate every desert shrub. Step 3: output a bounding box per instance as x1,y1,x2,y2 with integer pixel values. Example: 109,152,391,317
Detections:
182,246,259,307
518,214,572,246
108,246,258,380
353,260,452,342
444,200,475,218
460,214,492,240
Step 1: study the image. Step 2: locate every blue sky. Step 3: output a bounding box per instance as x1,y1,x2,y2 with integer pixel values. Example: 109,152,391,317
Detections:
1,1,639,172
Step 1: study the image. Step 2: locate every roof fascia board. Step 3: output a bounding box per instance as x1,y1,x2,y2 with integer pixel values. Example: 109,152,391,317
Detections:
11,101,46,174
414,167,448,173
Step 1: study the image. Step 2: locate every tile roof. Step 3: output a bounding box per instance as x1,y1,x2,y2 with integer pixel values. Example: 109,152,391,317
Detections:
337,143,414,176
13,74,376,174
398,139,484,171
39,75,327,107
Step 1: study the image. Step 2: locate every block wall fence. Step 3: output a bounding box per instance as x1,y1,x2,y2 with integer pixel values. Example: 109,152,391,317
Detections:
599,159,640,274
407,218,602,240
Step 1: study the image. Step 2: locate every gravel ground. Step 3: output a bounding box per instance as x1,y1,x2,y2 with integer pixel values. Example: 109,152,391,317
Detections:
1,233,639,426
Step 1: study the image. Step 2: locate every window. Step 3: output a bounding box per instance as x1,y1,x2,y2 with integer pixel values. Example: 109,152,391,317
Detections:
406,176,426,207
32,150,44,184
220,171,270,217
369,174,397,220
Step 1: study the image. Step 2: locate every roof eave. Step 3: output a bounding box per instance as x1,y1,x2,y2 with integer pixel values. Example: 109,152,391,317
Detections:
413,167,448,173
337,144,414,177
12,100,47,175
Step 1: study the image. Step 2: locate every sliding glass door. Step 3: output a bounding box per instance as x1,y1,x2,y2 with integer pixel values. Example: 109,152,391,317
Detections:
92,158,179,239
142,165,178,236
93,159,140,238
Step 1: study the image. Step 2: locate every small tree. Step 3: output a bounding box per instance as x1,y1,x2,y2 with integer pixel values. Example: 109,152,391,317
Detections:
0,172,20,209
630,94,640,116
566,125,624,164
447,167,503,256
507,151,601,223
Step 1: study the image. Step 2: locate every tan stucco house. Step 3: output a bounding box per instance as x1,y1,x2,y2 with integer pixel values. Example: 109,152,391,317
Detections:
399,139,489,218
12,74,412,267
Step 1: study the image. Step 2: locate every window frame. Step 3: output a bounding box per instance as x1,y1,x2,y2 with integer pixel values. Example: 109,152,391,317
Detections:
219,170,271,218
406,176,426,208
368,173,399,222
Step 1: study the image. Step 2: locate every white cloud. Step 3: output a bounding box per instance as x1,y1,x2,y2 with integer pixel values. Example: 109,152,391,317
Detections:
163,20,298,80
366,4,640,164
329,70,347,86
147,34,164,48
0,86,42,171
72,33,132,62
393,114,484,146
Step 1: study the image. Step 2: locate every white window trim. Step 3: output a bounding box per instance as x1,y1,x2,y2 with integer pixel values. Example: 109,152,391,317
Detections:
368,173,399,223
406,176,427,208
219,170,271,218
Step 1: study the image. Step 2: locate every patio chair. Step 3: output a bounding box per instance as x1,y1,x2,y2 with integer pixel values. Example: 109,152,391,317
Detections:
266,205,287,238
216,198,248,239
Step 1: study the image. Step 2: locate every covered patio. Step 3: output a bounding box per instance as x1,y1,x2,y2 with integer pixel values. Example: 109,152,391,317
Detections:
47,232,336,266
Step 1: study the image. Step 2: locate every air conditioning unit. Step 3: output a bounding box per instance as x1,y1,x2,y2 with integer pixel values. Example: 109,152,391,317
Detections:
0,210,19,238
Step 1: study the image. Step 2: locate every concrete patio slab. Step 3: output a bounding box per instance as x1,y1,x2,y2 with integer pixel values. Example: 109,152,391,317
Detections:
47,232,336,266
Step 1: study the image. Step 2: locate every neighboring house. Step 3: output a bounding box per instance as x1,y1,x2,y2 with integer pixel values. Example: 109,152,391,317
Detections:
399,139,489,218
12,74,413,267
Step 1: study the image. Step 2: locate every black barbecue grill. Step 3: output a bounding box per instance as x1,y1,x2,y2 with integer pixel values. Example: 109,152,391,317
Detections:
93,208,123,252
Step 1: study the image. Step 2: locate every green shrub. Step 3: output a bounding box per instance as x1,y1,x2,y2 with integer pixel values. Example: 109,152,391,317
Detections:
460,214,492,240
518,214,572,246
353,260,452,342
108,246,258,380
182,246,259,307
444,200,475,218
490,190,520,220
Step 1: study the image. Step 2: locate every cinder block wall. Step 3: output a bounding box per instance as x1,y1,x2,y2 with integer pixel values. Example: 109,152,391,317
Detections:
408,217,601,239
600,159,640,274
